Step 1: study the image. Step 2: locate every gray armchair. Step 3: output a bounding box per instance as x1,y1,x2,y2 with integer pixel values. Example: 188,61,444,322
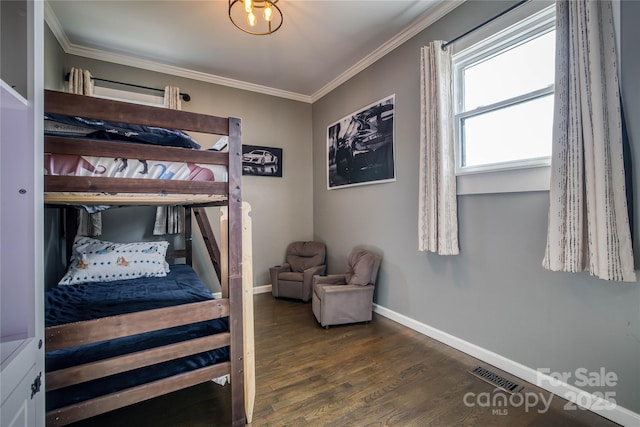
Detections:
270,241,326,302
312,248,382,328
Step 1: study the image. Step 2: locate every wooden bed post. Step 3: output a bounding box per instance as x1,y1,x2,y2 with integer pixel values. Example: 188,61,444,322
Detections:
184,206,192,266
227,117,246,427
241,202,255,424
221,202,255,424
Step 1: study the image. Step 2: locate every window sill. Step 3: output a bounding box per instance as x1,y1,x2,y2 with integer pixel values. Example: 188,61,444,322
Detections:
456,165,550,195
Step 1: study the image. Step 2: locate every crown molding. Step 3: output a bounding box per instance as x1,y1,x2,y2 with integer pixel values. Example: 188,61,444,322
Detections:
44,0,463,105
44,0,71,51
65,43,312,103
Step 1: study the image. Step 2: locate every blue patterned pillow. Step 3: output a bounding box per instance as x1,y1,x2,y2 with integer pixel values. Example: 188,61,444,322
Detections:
59,236,170,285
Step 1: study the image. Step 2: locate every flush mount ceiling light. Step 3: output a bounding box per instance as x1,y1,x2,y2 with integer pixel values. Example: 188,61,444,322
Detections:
229,0,283,35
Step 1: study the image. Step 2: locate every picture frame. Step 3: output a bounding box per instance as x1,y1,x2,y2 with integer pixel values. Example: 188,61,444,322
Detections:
327,94,395,189
242,144,282,177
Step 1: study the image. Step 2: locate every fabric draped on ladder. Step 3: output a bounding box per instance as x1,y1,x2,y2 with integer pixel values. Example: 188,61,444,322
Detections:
543,0,636,281
153,86,185,235
153,205,185,235
418,41,459,255
67,67,102,237
76,207,102,237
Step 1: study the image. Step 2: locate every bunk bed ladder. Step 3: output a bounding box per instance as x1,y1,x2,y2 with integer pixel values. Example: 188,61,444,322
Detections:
193,207,223,283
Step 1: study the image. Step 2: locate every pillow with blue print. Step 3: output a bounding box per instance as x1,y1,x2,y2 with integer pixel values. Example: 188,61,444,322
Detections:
59,236,170,285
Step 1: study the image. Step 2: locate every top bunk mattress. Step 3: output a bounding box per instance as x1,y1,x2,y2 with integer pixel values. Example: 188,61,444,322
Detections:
43,90,239,206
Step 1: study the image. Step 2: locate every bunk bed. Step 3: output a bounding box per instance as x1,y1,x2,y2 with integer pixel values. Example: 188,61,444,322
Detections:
42,90,248,427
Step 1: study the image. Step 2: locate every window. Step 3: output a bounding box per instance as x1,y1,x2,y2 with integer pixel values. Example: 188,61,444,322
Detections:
93,85,164,107
452,5,556,181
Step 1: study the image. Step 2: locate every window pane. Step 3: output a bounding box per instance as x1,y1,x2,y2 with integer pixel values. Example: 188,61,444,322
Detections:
461,94,553,168
463,30,555,111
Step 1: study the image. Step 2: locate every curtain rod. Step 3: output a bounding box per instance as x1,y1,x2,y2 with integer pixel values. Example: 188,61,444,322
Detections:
441,0,530,50
64,73,191,102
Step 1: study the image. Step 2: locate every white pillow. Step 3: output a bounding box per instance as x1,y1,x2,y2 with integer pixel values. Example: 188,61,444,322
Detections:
59,236,170,285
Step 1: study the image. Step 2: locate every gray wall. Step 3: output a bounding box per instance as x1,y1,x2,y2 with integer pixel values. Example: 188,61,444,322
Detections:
312,0,640,414
43,27,315,291
43,23,64,91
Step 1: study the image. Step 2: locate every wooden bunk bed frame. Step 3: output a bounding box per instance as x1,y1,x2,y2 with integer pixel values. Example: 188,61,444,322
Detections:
43,90,246,427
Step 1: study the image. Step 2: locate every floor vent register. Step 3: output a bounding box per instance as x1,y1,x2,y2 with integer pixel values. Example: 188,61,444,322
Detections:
469,365,524,394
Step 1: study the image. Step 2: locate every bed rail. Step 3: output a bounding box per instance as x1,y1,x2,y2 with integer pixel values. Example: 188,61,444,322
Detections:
45,298,232,426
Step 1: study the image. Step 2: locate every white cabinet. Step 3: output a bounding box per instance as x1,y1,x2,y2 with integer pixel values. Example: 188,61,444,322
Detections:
0,0,44,425
1,344,42,427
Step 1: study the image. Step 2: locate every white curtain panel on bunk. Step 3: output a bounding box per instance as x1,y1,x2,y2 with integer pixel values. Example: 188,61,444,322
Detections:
543,0,636,281
68,67,102,236
418,41,459,255
153,86,185,235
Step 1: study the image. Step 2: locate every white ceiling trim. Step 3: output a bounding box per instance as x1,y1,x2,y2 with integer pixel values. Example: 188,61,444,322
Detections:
45,1,463,104
69,43,312,103
44,1,71,51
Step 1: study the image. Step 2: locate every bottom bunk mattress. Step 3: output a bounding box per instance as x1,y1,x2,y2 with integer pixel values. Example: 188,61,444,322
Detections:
45,264,229,411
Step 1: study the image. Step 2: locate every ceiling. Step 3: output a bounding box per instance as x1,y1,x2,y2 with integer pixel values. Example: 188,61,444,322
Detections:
45,0,463,103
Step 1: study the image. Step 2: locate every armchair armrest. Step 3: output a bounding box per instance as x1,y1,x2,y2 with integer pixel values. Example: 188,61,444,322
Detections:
300,265,326,302
270,263,291,276
313,274,347,286
303,264,327,284
269,263,291,297
318,283,374,299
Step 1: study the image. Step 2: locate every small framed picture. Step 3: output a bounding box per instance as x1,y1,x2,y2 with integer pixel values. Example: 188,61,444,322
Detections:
242,145,282,177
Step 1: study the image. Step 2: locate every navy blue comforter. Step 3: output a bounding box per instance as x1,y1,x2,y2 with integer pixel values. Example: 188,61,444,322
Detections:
44,113,201,149
45,264,229,411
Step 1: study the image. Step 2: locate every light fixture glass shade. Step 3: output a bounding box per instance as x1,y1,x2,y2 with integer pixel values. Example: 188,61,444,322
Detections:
229,0,283,35
247,11,256,27
264,2,272,21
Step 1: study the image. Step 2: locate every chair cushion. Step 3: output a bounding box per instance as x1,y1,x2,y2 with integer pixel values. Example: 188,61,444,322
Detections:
279,271,304,282
346,250,378,285
285,241,325,272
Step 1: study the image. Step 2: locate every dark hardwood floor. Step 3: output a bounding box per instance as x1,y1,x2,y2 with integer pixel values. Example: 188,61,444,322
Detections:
69,293,620,426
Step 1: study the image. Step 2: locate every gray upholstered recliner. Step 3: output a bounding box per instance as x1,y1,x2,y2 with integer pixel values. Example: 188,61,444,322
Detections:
270,241,327,302
312,248,382,328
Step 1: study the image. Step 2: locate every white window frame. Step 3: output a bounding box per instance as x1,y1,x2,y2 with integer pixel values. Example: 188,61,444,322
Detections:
451,3,556,194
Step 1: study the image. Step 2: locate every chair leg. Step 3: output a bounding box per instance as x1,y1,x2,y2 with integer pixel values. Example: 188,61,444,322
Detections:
324,325,329,329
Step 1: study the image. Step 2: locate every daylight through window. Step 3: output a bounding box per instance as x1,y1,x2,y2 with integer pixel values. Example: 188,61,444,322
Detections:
453,6,556,174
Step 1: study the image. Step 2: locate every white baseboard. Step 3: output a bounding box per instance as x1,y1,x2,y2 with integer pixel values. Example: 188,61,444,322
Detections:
373,303,640,427
212,284,272,299
254,284,272,294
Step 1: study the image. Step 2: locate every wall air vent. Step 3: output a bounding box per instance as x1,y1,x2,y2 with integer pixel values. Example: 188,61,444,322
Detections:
469,366,524,394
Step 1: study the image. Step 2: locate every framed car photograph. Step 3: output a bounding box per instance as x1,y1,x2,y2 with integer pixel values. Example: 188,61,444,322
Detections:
327,94,395,189
242,144,282,177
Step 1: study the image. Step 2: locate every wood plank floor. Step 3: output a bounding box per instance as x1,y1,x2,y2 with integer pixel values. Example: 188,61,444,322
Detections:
69,293,620,426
